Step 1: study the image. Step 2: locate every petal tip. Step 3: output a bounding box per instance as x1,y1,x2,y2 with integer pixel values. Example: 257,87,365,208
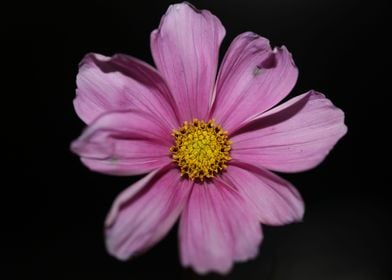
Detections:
181,1,202,13
187,263,233,276
70,138,83,155
78,52,108,68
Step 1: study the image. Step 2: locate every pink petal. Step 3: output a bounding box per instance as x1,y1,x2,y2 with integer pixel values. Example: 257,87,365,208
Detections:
231,91,347,172
74,53,179,128
222,163,304,225
71,110,172,176
179,180,262,274
105,166,192,260
151,3,225,121
211,32,298,133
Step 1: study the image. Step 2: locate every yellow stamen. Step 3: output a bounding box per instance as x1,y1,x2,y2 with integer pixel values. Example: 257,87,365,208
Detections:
170,119,232,181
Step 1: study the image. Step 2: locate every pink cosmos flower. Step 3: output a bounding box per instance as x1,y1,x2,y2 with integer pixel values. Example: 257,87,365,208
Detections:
71,2,347,275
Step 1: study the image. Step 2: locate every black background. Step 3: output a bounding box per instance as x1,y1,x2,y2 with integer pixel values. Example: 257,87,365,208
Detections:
3,0,389,279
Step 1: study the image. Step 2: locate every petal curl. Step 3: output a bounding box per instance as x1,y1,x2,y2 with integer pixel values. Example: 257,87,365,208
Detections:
71,110,172,176
74,53,178,128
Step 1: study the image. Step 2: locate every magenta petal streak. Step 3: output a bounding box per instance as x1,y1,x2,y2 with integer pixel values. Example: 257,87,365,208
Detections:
222,163,304,225
211,32,298,132
231,91,347,173
179,179,262,274
105,166,192,260
151,3,225,121
74,53,179,128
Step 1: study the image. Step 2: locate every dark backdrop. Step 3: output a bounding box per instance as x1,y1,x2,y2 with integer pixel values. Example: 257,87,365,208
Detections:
3,0,389,279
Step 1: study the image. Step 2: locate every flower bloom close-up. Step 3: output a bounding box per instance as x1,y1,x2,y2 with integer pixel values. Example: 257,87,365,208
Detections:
71,2,347,275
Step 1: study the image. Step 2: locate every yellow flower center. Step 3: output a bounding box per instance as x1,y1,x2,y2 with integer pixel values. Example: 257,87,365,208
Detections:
170,119,232,181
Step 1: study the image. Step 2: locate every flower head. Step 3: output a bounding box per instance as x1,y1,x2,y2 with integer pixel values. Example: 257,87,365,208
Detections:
71,2,346,275
170,119,232,181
